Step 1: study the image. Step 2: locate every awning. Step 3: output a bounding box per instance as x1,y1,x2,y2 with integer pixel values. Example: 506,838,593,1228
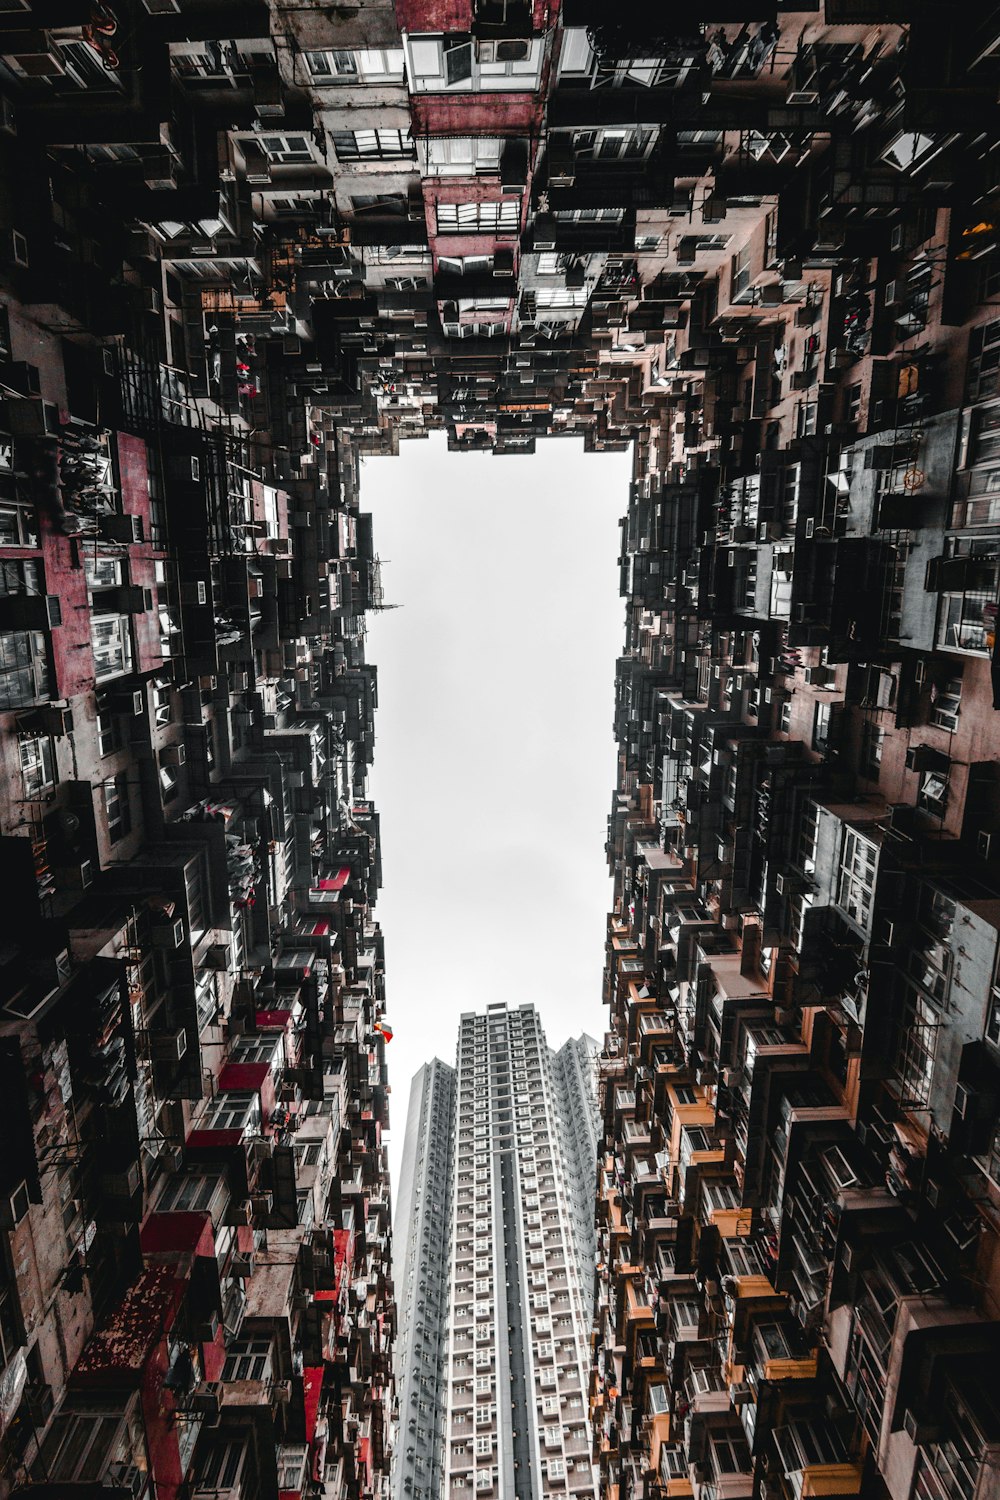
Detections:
303,1366,323,1445
310,920,330,936
256,1008,292,1031
315,867,350,892
218,1061,270,1093
140,1211,214,1260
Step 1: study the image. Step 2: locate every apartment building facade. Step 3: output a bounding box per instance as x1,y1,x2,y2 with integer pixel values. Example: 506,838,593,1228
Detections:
1,2,1000,1500
392,1009,599,1500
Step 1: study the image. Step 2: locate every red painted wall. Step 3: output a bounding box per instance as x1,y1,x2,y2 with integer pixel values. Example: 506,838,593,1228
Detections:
396,0,553,28
410,94,542,137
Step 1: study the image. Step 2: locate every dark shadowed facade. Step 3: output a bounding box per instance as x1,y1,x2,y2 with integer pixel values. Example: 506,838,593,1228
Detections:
1,3,1000,1500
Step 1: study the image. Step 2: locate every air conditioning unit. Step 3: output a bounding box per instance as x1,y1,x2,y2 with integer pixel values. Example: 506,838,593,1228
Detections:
42,703,73,737
533,214,557,251
152,917,185,950
170,455,201,483
803,666,831,686
903,1410,940,1446
99,513,144,544
114,688,145,717
100,1162,142,1201
890,224,904,253
160,1143,185,1173
883,280,899,306
786,89,819,105
477,37,530,62
151,1028,188,1063
69,859,95,891
546,139,576,189
232,1252,255,1279
190,1383,222,1423
0,1180,31,1230
11,229,28,267
241,140,272,184
160,743,186,767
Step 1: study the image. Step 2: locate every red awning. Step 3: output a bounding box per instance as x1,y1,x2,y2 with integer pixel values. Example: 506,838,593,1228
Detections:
303,1366,323,1445
218,1061,270,1094
73,1266,184,1386
332,1229,353,1299
311,920,330,936
315,867,350,891
140,1210,214,1260
256,1008,292,1031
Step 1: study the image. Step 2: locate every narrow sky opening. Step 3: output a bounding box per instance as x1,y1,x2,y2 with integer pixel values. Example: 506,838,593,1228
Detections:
363,432,630,1190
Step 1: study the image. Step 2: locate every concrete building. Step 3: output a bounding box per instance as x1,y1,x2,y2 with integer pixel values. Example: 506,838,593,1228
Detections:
392,1006,600,1500
3,3,1000,1500
392,1058,457,1500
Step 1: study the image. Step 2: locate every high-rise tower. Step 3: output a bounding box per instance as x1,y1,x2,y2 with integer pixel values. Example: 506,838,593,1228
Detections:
394,1005,599,1500
393,1059,458,1500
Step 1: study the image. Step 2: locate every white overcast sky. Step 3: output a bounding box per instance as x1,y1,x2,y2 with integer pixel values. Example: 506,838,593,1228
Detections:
362,432,630,1193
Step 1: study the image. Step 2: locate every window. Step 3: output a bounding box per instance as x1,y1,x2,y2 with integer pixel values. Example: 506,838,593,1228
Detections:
918,769,949,815
553,207,624,224
730,245,752,301
438,255,494,277
96,703,121,758
860,722,884,780
222,1337,272,1381
351,193,406,216
91,615,133,681
305,48,403,81
0,1256,23,1372
881,131,939,174
812,701,833,752
332,129,413,161
0,630,50,709
424,137,503,175
259,134,314,164
104,774,132,845
158,1174,225,1213
930,676,962,731
19,734,54,797
436,201,519,235
844,381,862,423
796,400,819,438
838,827,878,932
534,287,588,309
407,35,540,92
570,126,657,160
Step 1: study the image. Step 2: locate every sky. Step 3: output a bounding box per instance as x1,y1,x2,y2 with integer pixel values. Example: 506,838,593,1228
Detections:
362,432,631,1193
